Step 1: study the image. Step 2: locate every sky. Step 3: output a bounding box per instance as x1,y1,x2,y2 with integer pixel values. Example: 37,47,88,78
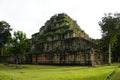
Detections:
0,0,120,39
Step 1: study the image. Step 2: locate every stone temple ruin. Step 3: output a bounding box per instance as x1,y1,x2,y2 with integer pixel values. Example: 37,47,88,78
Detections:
30,13,106,66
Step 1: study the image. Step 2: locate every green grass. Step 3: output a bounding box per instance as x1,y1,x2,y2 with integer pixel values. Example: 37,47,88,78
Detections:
110,65,120,80
0,63,119,80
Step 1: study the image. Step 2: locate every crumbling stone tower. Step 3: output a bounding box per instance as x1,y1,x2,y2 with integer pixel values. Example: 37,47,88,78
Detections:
31,13,103,65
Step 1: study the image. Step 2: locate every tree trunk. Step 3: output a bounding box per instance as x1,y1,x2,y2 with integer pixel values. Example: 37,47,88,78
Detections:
108,43,111,65
36,55,38,64
64,52,65,64
1,47,3,56
1,47,4,64
74,52,76,64
15,55,18,68
117,58,120,62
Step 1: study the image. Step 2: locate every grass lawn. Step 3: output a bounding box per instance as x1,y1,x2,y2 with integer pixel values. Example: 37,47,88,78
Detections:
110,65,120,80
0,63,119,80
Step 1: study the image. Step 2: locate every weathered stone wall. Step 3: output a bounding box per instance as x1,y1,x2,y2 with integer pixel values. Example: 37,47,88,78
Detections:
29,49,104,66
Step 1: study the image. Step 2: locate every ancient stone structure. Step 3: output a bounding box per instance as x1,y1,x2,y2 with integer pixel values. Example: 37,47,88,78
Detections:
30,13,105,66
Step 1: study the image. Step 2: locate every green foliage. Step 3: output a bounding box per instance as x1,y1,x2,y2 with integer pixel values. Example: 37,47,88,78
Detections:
0,21,12,55
99,13,120,48
2,45,13,57
0,21,12,45
9,31,30,67
11,31,27,55
112,36,120,62
99,13,120,65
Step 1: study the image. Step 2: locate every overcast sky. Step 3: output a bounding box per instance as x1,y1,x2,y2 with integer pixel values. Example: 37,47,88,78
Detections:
0,0,120,39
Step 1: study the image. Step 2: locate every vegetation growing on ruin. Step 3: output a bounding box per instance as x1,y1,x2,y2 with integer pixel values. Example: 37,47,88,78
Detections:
35,13,83,46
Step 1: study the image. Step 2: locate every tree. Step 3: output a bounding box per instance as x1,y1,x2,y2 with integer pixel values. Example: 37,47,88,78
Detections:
112,36,120,62
99,13,120,65
11,31,29,68
0,21,12,56
0,21,12,64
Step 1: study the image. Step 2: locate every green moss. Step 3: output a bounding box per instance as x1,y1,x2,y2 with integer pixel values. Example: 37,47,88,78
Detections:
43,32,54,37
51,24,69,31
